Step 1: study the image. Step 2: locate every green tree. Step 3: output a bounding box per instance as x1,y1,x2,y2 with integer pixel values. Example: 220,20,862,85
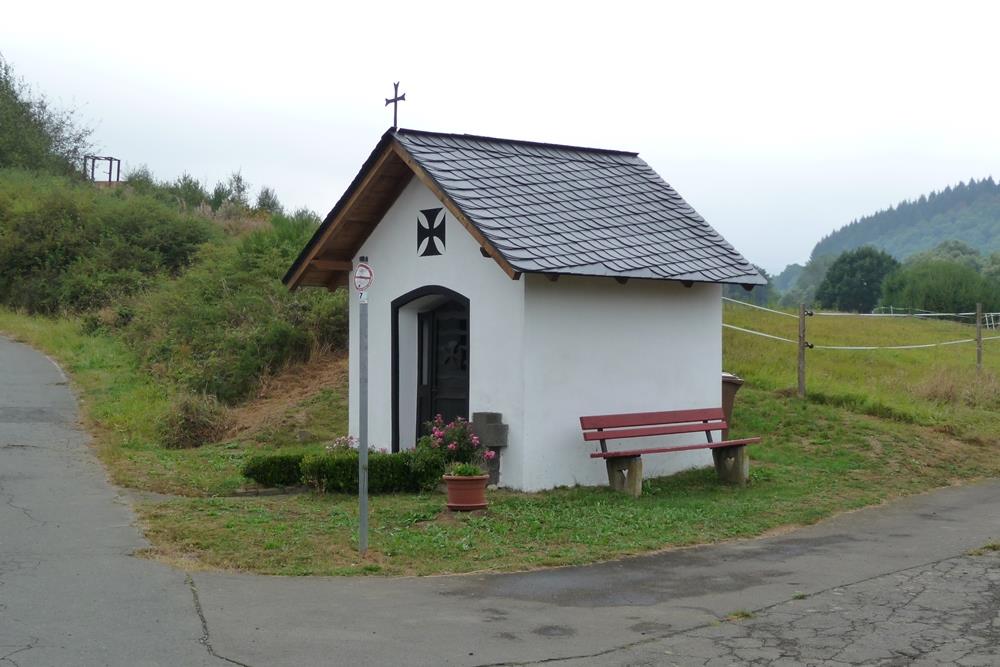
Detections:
815,247,899,312
255,186,283,214
880,260,995,313
907,240,983,271
0,54,93,174
168,173,208,210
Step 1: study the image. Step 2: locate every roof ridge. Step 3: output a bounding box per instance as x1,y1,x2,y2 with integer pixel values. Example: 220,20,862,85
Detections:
394,127,640,158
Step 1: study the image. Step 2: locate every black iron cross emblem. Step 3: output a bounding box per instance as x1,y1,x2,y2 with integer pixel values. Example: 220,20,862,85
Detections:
417,208,446,256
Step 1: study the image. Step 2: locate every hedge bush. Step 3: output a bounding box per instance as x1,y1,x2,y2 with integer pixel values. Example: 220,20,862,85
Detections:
301,450,414,493
243,440,449,492
242,452,305,487
409,444,448,491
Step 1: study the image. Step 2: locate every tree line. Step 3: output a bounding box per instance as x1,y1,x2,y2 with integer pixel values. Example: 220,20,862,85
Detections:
737,241,1000,314
811,177,1000,261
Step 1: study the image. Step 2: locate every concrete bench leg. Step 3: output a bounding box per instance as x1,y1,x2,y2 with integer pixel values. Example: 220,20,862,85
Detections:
606,456,643,497
712,445,749,486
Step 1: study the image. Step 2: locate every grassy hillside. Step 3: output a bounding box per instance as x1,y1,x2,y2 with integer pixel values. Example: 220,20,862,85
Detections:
811,177,1000,261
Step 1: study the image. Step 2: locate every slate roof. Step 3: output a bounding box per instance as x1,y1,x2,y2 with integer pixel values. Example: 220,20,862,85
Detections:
284,128,765,288
392,129,765,285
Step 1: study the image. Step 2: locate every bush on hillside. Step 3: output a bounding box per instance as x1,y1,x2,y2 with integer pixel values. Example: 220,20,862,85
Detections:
121,211,347,403
0,169,216,313
159,392,230,449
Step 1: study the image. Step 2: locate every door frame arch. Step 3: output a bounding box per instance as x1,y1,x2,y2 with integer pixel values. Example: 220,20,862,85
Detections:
390,285,470,452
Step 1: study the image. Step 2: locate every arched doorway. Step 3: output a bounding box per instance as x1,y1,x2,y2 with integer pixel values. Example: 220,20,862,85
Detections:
391,286,470,452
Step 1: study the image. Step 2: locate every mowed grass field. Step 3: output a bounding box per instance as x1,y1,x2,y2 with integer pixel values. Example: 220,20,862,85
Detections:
3,305,999,576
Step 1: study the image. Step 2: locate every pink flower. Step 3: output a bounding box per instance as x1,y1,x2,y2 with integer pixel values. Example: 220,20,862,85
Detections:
447,443,457,451
432,429,443,438
484,450,496,460
471,435,480,446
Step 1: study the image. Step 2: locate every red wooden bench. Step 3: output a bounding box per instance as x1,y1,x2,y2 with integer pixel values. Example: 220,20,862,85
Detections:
579,407,761,496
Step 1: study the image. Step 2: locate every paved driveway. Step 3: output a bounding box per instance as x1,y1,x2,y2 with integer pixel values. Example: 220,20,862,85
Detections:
1,335,998,666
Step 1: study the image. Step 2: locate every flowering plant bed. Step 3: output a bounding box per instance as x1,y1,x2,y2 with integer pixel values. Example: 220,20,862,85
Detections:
421,415,497,510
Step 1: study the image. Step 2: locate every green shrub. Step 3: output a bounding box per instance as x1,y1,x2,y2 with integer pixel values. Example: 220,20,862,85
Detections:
242,452,305,487
410,442,447,491
159,392,229,449
301,448,441,494
447,462,485,477
0,169,216,314
301,451,359,492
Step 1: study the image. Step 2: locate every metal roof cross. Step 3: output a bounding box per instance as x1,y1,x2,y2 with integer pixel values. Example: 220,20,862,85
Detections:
385,82,406,130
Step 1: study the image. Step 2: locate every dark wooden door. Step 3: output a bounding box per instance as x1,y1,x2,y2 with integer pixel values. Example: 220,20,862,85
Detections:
416,300,469,435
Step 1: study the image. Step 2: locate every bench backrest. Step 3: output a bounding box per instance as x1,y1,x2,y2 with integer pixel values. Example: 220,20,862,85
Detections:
580,407,726,442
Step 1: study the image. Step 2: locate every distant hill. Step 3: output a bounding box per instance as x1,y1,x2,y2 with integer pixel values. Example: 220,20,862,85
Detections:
772,263,803,293
811,178,1000,261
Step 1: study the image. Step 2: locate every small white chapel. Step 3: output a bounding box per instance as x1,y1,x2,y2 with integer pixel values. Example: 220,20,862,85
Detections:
284,127,764,491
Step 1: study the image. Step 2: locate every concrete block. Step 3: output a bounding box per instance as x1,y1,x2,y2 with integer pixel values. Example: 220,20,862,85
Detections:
606,456,643,497
712,445,749,486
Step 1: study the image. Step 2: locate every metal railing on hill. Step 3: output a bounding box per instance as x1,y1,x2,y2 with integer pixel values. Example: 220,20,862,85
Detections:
721,297,999,398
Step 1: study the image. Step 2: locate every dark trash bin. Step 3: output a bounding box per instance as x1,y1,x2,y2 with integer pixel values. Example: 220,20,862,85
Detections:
721,372,745,440
715,372,748,485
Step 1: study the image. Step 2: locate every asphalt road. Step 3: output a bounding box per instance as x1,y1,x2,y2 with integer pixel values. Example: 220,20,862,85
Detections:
1,335,998,666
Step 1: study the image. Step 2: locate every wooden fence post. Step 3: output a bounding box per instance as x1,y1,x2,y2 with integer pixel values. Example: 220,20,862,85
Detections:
798,303,807,398
976,302,983,372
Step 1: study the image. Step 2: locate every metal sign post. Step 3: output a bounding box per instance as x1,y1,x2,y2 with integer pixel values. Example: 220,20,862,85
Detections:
354,260,374,555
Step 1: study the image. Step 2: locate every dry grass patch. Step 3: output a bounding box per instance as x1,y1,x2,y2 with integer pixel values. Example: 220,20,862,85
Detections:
226,352,348,439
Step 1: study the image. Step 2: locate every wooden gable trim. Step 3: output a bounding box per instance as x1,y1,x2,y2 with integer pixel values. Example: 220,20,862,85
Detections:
285,141,399,290
287,133,521,290
389,141,520,281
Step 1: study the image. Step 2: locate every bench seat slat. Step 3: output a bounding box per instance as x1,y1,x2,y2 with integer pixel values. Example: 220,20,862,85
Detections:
589,437,761,459
583,420,727,442
580,407,725,430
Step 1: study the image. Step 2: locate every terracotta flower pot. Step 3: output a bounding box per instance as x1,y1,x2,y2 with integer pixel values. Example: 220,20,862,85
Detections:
443,474,489,511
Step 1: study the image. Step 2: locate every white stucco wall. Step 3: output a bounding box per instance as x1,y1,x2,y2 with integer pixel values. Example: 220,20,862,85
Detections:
348,176,528,487
347,176,725,492
520,275,723,491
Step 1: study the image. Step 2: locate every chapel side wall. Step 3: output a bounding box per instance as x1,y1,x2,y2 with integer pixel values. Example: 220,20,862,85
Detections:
348,177,528,488
521,275,723,491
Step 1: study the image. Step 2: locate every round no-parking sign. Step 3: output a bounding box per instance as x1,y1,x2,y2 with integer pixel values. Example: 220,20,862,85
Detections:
354,262,374,293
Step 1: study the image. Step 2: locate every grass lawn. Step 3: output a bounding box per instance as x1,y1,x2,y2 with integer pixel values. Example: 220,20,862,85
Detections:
3,307,1000,576
138,386,999,575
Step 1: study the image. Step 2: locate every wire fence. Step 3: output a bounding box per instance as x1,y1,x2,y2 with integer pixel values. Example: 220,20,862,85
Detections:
722,298,996,397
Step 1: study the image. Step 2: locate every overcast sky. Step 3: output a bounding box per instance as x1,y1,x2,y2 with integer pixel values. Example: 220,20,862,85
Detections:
5,1,999,273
